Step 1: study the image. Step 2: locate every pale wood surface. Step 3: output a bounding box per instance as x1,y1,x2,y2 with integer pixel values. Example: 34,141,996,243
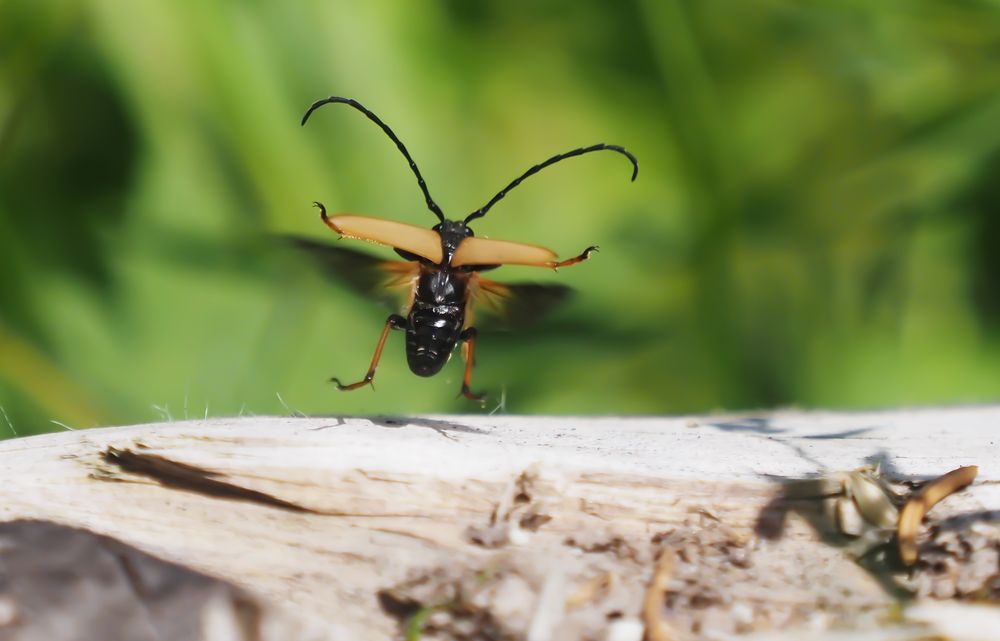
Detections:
0,407,997,640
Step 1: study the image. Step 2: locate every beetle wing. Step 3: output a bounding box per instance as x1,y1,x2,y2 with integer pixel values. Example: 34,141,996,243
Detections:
326,214,443,264
451,236,557,268
468,274,573,329
284,236,419,309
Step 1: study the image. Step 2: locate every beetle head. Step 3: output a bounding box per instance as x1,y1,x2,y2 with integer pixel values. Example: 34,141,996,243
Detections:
433,219,475,265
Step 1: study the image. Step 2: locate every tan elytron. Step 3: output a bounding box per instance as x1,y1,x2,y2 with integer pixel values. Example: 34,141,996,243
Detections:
327,214,588,270
451,236,557,268
325,214,443,264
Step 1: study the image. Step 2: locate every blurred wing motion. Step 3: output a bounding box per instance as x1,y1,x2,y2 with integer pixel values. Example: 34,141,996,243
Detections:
326,214,443,264
284,236,419,308
470,275,574,330
452,236,557,268
285,237,575,329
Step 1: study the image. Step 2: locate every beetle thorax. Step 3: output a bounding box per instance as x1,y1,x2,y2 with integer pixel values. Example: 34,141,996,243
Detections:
433,219,474,265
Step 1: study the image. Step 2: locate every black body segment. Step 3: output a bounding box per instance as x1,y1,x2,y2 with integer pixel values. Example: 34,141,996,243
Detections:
406,268,470,376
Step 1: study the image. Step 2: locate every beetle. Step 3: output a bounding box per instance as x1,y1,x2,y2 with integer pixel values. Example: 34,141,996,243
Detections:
296,96,637,402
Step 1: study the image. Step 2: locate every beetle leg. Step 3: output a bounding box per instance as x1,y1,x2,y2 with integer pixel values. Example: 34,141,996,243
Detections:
458,327,487,404
547,245,599,270
331,314,406,391
314,200,332,226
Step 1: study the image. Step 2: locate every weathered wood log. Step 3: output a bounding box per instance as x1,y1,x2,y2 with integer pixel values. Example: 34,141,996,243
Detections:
0,408,998,640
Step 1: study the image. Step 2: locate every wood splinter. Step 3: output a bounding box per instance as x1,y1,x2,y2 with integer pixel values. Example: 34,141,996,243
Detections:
642,549,676,641
565,571,617,610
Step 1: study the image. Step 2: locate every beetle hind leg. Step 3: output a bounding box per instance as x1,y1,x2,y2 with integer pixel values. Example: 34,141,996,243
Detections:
548,245,599,270
458,327,487,404
330,314,406,391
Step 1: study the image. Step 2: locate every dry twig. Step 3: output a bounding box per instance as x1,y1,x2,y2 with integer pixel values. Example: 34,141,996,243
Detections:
642,550,676,641
898,465,978,566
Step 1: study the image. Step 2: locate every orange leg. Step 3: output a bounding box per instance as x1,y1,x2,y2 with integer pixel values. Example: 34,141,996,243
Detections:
459,327,487,404
314,201,339,232
548,245,599,269
331,314,406,391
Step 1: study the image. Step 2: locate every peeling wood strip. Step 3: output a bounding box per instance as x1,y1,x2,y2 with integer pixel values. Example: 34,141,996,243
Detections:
102,447,321,514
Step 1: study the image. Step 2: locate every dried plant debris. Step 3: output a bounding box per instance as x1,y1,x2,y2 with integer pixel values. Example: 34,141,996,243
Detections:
645,509,912,636
649,516,770,637
384,512,775,640
388,504,896,641
779,464,980,569
378,488,995,640
901,516,1000,600
378,546,650,641
897,466,978,566
377,562,532,641
0,520,326,641
564,571,617,610
641,550,677,641
780,465,905,558
564,533,640,561
466,469,554,547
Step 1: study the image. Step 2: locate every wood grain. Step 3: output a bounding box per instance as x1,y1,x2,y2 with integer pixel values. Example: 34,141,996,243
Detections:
0,408,996,640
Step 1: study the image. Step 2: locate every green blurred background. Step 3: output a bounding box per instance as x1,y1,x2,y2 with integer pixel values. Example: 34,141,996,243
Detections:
2,0,1000,434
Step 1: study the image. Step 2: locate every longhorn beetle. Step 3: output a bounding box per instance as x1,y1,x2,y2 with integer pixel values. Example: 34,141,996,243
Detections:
297,96,637,402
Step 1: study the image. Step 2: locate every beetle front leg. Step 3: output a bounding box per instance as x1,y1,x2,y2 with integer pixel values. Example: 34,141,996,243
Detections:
331,314,406,391
547,245,598,270
458,327,487,404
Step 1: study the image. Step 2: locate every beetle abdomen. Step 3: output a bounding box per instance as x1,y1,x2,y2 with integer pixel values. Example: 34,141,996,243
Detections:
405,268,469,377
406,303,464,376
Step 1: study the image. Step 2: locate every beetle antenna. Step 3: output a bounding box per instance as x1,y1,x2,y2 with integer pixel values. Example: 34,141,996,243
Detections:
464,144,638,224
302,96,446,223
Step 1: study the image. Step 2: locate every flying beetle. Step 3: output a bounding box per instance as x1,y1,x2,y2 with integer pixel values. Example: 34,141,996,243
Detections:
295,96,637,402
